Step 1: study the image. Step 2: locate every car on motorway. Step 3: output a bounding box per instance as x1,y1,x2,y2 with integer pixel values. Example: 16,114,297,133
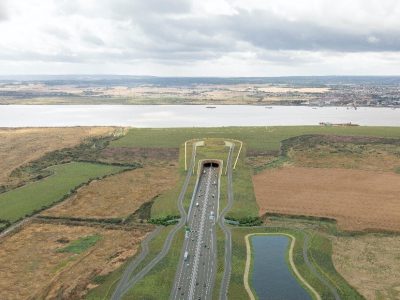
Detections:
184,251,189,261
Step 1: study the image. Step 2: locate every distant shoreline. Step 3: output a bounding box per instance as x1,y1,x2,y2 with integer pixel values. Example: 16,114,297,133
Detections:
0,100,398,108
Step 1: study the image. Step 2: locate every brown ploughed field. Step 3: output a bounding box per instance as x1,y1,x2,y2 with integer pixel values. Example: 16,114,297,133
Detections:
0,127,115,187
41,164,179,219
0,223,151,300
253,166,400,231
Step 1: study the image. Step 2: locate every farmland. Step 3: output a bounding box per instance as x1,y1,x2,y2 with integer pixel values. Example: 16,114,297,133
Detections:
253,166,400,231
0,162,128,223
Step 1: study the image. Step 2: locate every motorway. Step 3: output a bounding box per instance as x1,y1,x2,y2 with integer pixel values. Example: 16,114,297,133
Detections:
171,163,220,300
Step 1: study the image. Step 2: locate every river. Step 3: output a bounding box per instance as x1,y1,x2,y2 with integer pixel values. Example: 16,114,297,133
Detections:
0,105,398,127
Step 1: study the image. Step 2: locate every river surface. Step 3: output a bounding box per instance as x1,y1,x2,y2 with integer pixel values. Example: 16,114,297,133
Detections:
251,235,311,300
0,105,398,127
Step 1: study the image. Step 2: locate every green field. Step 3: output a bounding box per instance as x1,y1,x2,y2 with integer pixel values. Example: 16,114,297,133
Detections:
0,162,128,222
227,143,259,221
111,126,400,151
57,234,102,254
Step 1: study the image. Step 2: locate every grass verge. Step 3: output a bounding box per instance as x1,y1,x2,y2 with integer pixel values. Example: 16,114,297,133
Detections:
226,143,260,222
212,226,226,299
121,229,184,299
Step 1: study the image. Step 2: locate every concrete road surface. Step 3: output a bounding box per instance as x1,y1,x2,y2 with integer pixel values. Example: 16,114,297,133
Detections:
171,163,220,300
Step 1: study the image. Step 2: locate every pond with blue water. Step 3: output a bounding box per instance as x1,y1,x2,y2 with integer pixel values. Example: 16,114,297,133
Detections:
251,235,311,300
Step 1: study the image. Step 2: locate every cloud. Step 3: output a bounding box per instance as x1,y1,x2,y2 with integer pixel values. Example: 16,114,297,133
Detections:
0,0,8,21
223,9,400,52
0,0,400,75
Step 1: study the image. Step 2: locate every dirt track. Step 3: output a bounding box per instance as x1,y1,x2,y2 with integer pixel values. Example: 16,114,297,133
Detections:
253,167,400,231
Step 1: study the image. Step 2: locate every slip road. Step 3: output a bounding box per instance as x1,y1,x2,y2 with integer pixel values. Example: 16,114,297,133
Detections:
171,163,220,300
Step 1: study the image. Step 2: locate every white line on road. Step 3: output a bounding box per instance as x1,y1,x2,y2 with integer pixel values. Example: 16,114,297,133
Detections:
188,168,212,300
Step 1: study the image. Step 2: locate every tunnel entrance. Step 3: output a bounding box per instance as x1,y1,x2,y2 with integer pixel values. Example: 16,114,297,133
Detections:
203,162,219,168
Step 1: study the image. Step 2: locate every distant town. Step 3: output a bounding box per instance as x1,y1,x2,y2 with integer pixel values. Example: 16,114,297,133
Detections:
0,76,399,107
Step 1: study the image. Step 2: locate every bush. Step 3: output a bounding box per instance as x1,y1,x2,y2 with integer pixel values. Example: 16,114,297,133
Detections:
149,215,180,226
225,216,262,226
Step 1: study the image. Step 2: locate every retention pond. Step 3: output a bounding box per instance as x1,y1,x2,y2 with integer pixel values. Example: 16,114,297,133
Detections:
251,235,311,300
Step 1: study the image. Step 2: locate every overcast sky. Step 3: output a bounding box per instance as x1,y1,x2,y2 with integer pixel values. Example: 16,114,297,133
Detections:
0,0,400,76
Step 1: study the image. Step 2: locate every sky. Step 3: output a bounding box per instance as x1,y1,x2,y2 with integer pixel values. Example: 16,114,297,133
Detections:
0,0,400,76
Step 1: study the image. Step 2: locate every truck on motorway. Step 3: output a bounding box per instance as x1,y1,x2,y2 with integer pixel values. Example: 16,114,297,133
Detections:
184,251,189,261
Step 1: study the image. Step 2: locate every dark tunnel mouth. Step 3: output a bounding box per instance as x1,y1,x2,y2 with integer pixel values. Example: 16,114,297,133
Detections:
203,162,219,168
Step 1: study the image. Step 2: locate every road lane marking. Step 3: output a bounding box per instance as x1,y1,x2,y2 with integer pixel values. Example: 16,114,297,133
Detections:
188,168,212,300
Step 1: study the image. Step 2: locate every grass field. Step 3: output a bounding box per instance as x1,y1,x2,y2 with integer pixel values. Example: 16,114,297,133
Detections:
0,162,128,223
282,134,400,173
332,233,400,299
229,225,363,300
42,165,178,220
0,127,115,189
150,143,188,219
111,126,400,151
0,223,147,300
